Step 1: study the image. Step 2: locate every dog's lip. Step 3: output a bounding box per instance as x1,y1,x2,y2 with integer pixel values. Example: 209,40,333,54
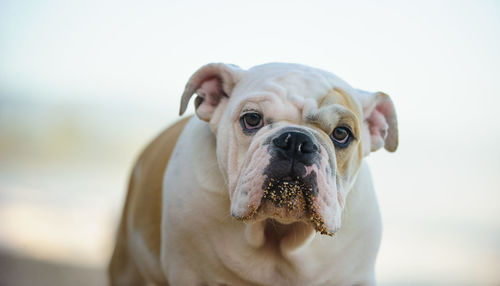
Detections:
257,177,311,216
255,175,334,236
238,191,335,236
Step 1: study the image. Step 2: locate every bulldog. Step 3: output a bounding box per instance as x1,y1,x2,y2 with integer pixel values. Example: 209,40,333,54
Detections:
109,63,398,286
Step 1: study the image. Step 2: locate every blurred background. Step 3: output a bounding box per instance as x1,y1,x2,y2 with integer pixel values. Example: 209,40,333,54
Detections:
1,0,499,285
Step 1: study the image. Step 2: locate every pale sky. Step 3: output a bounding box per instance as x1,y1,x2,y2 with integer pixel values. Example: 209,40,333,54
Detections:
2,0,499,177
1,0,500,284
2,0,500,158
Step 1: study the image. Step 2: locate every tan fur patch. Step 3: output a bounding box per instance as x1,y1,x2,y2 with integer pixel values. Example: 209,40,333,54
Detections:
109,116,191,283
321,88,361,121
317,88,364,178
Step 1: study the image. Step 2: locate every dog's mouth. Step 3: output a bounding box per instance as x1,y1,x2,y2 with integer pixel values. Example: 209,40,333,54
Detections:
252,174,333,236
262,177,312,211
231,144,339,237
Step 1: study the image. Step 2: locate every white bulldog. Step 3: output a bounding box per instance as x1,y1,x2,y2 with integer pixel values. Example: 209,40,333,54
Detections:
109,63,398,286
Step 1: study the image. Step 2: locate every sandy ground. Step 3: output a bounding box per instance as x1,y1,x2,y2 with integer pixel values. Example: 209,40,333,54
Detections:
0,251,107,286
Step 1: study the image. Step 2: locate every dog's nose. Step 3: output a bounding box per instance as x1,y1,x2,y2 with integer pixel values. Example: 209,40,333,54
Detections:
272,131,318,160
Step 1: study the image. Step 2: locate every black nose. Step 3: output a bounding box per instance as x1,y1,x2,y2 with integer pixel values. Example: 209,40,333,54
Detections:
272,131,318,161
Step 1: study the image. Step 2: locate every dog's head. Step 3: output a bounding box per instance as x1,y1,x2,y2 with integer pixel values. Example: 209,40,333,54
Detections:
180,63,398,236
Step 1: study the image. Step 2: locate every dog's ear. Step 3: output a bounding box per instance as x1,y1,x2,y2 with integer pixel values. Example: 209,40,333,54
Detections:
179,63,243,121
356,89,398,154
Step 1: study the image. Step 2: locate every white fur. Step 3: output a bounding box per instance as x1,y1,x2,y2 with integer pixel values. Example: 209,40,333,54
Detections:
155,63,396,285
161,118,381,285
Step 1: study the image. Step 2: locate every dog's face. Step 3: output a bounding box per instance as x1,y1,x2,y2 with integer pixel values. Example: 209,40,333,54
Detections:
180,63,398,235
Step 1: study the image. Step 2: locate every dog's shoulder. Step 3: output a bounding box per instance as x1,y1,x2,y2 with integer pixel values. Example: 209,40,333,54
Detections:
136,115,193,175
128,116,192,254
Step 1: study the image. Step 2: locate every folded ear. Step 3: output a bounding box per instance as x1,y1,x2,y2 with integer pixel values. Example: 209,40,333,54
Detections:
179,63,243,121
356,89,398,154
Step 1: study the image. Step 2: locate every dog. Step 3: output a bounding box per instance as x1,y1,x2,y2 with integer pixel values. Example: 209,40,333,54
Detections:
109,63,398,286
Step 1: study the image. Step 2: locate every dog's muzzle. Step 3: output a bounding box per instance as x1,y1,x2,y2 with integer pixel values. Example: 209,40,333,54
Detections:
261,131,321,210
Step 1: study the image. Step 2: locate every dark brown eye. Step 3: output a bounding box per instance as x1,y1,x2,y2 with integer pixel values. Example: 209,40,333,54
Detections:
241,113,263,132
331,127,352,147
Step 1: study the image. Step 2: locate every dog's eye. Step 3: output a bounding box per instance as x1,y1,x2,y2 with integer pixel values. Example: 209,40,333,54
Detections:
331,126,352,148
241,112,263,132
